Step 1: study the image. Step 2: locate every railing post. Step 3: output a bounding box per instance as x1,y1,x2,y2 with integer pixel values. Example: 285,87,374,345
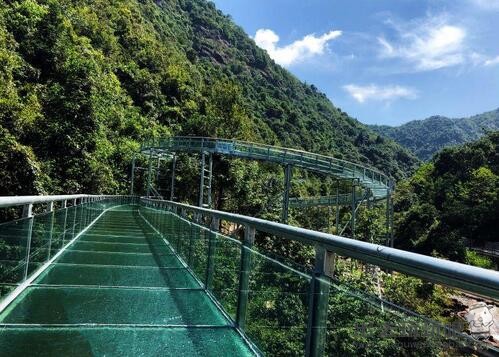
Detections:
71,199,78,239
335,180,340,234
351,180,356,239
147,149,153,197
282,164,292,223
22,203,34,281
386,184,394,247
205,216,220,290
305,246,333,357
46,201,55,261
130,154,136,195
207,153,213,208
61,200,68,246
199,151,206,207
170,154,176,201
236,224,255,329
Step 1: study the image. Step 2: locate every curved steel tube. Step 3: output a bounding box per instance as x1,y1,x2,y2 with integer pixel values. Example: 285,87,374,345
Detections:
141,136,393,199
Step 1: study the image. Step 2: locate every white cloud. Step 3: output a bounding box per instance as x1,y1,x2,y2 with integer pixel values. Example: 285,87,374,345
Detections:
378,16,467,71
343,84,418,103
470,52,499,67
469,0,499,10
254,28,342,67
484,55,499,66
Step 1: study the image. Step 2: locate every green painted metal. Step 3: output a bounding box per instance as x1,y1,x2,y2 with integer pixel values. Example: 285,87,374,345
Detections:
198,152,214,208
204,217,219,290
0,203,254,356
282,164,292,223
305,247,332,357
146,150,153,197
170,154,176,201
140,136,393,200
235,225,255,329
2,195,499,356
130,155,136,195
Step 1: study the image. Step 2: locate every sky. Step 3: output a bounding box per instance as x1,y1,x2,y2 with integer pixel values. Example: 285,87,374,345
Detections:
212,0,499,126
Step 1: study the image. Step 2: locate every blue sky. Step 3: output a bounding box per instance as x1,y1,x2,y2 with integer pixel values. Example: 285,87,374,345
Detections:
212,0,499,125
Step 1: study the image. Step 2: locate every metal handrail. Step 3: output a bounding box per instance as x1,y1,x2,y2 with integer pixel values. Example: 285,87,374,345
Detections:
141,136,393,199
142,197,499,300
0,194,95,208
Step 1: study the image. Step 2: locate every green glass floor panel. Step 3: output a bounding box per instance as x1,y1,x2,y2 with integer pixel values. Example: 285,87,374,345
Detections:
0,286,227,325
70,241,157,253
36,264,200,288
59,250,183,267
84,229,150,238
80,234,165,245
0,327,255,356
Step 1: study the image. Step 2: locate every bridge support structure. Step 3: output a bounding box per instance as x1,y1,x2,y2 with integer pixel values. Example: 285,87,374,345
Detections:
282,164,293,224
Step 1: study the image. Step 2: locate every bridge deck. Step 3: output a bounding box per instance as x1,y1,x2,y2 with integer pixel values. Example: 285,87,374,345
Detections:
0,206,254,356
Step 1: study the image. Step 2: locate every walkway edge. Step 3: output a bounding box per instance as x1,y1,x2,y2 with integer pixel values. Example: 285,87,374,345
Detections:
0,204,126,315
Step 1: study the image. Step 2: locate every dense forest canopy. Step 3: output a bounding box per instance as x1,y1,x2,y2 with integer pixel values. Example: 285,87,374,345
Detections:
371,108,499,161
393,131,499,261
0,0,418,198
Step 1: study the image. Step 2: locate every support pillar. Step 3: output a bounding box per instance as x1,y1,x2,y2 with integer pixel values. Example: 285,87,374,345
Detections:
156,156,161,195
130,155,136,195
198,152,206,207
335,180,340,234
170,154,176,201
146,150,153,197
198,152,213,208
386,184,394,247
207,153,213,208
351,180,356,239
282,164,292,223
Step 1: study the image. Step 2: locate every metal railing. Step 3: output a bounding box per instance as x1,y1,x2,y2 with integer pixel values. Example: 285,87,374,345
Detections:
141,198,499,300
141,197,499,356
141,136,392,199
0,195,135,312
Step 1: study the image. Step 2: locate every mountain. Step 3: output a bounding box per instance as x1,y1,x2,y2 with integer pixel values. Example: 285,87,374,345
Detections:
393,131,499,262
370,109,499,161
0,0,417,197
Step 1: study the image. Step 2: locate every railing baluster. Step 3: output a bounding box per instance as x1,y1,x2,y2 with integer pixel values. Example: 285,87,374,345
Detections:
22,203,34,281
236,224,255,329
205,216,220,290
305,246,333,357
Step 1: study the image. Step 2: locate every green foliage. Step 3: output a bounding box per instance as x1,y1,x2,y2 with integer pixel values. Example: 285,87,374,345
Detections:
371,109,499,161
0,0,417,199
464,249,494,269
394,132,499,261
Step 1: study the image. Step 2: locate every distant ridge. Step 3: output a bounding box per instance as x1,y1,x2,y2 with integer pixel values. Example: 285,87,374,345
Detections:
370,108,499,160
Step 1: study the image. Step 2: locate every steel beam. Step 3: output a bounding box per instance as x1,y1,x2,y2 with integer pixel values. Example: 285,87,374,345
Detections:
282,164,292,223
198,152,206,207
170,154,176,201
146,150,153,197
130,155,136,195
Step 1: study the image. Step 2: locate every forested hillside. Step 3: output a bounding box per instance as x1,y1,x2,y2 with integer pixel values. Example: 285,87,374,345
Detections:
371,108,499,160
393,131,499,262
0,0,417,198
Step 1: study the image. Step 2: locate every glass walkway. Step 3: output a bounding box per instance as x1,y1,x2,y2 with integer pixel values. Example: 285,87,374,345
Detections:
0,206,255,356
1,196,498,356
